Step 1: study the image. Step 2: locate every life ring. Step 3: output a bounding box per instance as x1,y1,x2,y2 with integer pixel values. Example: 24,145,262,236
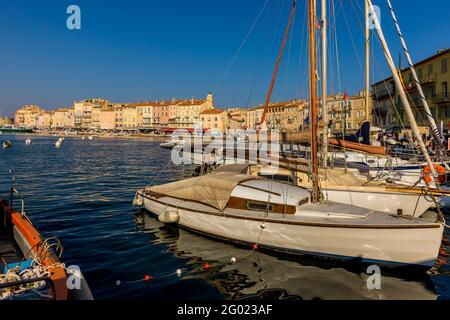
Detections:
423,164,447,184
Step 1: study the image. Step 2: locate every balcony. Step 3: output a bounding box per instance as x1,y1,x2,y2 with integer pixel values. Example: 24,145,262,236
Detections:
419,73,436,85
432,92,449,104
373,87,395,99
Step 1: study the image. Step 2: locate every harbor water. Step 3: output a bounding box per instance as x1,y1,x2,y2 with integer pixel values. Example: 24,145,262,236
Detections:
1,134,449,299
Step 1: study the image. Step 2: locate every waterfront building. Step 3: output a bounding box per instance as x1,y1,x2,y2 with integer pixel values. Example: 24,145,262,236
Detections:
152,101,174,129
170,94,214,131
245,101,306,132
36,111,53,129
246,106,265,130
73,99,109,130
200,109,228,133
135,102,154,129
372,48,449,131
99,108,116,131
0,116,13,126
14,105,44,128
327,92,371,134
52,108,75,130
227,108,248,130
120,104,143,130
265,100,306,132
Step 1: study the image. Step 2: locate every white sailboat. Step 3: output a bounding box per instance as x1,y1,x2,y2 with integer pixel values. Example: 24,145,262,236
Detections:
135,0,445,267
135,168,444,267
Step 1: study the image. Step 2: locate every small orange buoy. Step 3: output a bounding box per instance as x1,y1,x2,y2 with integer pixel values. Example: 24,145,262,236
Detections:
423,164,447,184
144,275,151,282
252,243,259,250
202,263,211,270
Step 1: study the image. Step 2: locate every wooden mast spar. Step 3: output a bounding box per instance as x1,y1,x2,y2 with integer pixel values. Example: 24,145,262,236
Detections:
309,0,320,203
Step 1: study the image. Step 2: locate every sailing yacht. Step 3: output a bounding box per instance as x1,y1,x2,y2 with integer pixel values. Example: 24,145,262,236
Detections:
135,167,444,267
135,0,445,267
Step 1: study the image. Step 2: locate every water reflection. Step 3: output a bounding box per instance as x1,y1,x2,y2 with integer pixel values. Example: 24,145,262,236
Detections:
134,212,438,300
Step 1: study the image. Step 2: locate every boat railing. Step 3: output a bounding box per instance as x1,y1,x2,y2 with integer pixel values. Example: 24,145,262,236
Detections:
9,187,25,218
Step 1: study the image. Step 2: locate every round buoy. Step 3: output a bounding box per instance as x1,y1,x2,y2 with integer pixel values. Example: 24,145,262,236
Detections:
132,194,143,207
230,257,236,264
158,209,180,224
3,140,12,149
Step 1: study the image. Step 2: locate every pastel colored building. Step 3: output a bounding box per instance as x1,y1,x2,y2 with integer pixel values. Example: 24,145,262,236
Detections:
14,105,43,128
99,108,116,130
372,48,448,130
200,109,228,133
36,112,53,129
52,108,75,129
327,93,370,133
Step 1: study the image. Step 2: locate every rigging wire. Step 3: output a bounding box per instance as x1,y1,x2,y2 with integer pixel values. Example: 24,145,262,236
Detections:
258,0,298,126
213,0,270,95
246,0,286,108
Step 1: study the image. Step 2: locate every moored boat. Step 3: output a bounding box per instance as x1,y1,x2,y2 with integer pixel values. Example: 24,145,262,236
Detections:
0,190,93,300
134,171,445,267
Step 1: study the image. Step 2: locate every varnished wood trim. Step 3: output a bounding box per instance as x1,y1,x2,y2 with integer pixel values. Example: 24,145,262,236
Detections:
227,196,296,214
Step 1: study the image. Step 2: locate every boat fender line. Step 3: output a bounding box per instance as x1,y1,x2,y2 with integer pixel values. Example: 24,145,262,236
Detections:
158,209,180,224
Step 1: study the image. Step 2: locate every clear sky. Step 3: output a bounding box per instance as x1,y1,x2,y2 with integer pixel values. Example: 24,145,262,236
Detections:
0,0,448,116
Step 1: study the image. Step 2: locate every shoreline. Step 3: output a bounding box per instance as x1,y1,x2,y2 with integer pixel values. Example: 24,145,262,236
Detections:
1,131,171,141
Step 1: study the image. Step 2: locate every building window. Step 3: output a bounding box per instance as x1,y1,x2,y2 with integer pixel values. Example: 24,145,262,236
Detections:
418,68,423,79
428,64,434,75
442,58,448,74
443,82,448,99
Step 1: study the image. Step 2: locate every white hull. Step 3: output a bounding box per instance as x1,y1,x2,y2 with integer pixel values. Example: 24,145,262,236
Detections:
139,193,443,267
321,187,434,218
368,169,425,187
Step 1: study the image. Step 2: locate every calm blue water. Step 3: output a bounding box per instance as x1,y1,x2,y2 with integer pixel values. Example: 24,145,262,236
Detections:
0,134,449,300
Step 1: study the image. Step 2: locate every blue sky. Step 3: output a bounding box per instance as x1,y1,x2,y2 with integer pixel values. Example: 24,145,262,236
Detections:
0,0,448,116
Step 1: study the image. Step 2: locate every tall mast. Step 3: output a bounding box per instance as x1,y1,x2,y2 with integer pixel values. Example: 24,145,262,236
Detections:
321,0,328,167
367,0,438,183
364,0,370,121
309,0,320,202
